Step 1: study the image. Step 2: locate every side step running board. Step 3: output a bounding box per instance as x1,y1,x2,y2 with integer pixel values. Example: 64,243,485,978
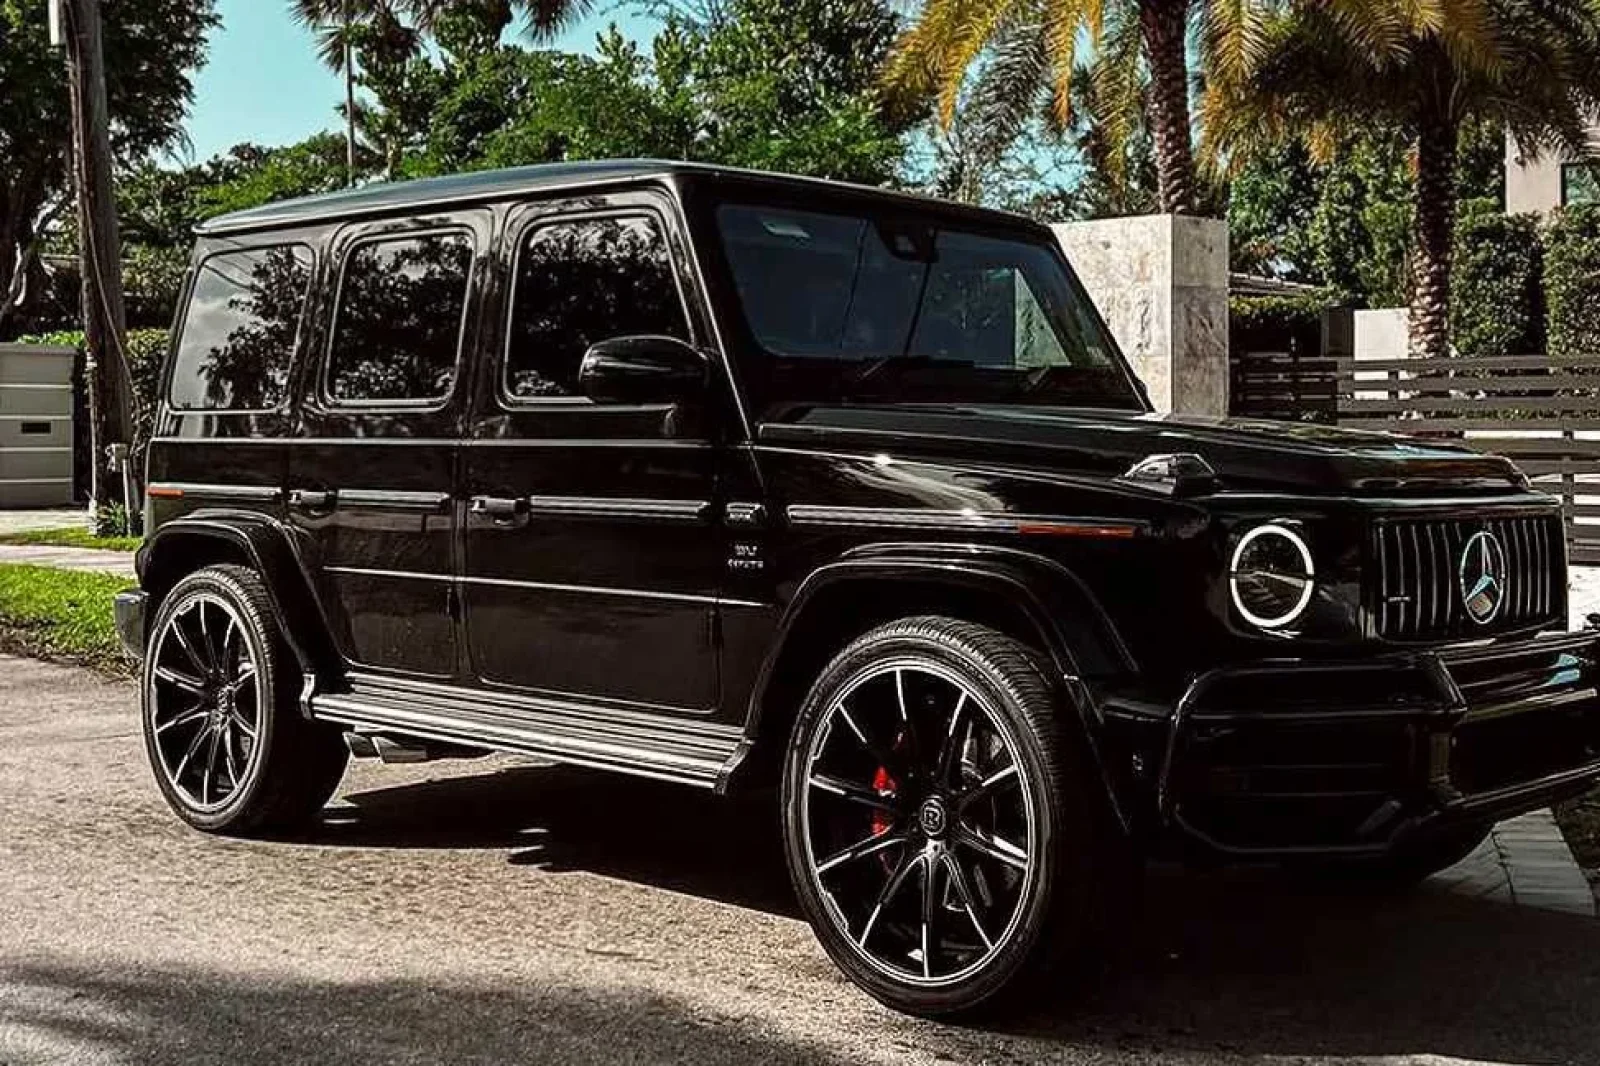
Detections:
310,673,743,789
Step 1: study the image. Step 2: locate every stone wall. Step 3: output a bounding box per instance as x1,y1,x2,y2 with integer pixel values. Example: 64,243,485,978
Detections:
1052,215,1230,416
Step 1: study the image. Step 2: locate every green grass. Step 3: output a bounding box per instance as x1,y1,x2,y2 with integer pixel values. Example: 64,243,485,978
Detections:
0,564,135,674
0,527,142,553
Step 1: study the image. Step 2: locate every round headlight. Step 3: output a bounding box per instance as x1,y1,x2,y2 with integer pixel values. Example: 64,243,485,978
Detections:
1230,523,1315,631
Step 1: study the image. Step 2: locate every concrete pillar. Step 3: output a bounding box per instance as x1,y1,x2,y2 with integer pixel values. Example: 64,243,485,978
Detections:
1052,215,1229,416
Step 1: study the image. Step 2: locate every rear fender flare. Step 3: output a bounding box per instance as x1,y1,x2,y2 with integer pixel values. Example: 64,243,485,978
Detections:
138,512,341,682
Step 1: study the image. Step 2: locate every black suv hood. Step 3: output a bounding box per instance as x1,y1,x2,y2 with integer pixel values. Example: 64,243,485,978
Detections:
759,404,1526,496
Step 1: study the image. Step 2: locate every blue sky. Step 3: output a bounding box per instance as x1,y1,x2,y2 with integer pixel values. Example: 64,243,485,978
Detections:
181,0,658,164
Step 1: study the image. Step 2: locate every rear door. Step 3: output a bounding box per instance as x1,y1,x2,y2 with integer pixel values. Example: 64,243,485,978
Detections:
288,210,490,679
460,190,724,712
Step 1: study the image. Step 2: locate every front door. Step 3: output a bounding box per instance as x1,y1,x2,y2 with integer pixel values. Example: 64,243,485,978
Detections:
289,210,490,679
461,193,723,712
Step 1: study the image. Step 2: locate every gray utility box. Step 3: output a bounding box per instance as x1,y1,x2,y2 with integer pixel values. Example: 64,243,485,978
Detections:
0,344,76,508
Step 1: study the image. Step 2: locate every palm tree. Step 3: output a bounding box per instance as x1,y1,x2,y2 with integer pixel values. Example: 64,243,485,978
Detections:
288,0,591,184
885,0,1272,215
1204,0,1600,358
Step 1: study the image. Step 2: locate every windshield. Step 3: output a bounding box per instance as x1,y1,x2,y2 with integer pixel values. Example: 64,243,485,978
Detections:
713,203,1144,412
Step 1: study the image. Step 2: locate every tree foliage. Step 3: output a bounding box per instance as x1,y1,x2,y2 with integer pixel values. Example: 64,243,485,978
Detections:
0,0,217,337
1205,0,1600,357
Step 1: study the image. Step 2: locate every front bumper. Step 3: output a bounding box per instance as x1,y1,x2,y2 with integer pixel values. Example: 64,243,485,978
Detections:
114,590,148,660
1160,630,1600,858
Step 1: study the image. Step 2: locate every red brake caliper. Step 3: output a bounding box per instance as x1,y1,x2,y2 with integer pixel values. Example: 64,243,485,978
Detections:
871,765,897,838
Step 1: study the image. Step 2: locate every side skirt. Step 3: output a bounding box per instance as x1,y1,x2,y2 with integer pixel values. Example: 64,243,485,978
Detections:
309,673,743,789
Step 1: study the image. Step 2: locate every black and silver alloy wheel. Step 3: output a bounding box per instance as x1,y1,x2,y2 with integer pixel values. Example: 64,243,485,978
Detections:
147,591,265,813
783,616,1122,1018
799,657,1038,988
141,564,349,835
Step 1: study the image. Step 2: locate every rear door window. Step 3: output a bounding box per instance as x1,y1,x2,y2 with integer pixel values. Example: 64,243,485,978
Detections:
325,230,474,405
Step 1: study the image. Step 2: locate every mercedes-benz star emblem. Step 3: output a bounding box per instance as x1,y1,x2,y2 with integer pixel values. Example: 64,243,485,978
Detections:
1459,530,1508,625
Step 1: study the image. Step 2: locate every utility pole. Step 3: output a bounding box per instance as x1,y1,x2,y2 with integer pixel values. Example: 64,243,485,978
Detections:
344,0,357,187
56,0,136,529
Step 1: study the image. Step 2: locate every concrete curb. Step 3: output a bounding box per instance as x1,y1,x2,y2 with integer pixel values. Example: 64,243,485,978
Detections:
0,543,134,578
1429,811,1595,917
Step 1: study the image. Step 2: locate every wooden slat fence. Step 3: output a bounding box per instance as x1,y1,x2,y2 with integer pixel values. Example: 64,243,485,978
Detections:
1333,353,1600,564
1230,350,1340,424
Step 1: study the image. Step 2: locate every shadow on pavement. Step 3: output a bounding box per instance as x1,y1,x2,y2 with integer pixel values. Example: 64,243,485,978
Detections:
302,763,1600,1062
0,961,862,1066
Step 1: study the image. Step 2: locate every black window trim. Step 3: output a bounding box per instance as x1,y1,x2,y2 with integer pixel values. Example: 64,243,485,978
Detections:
320,223,478,412
498,205,696,410
165,241,317,415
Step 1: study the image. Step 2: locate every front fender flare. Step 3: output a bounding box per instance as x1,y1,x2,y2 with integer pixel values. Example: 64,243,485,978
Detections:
738,542,1137,828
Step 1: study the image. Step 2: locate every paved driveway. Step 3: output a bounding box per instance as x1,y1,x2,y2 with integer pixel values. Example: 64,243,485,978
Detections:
3,654,1599,1066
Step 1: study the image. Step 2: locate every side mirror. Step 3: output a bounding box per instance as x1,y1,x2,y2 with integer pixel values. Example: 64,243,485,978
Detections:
578,335,709,405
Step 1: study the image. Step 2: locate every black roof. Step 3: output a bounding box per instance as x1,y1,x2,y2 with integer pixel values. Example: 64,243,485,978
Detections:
194,159,1038,237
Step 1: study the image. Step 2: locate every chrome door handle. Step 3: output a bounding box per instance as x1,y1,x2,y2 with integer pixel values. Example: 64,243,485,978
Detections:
288,488,335,511
470,495,530,526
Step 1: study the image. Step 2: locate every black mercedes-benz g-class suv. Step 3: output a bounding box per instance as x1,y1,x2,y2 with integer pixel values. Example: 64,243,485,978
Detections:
118,160,1600,1017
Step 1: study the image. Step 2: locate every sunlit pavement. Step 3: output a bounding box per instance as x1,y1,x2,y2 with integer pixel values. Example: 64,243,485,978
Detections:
3,653,1600,1066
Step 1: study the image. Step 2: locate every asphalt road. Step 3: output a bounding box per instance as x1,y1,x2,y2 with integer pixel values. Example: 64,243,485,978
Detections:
3,654,1599,1066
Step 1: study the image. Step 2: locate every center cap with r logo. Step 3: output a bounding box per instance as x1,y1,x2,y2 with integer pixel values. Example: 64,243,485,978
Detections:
1459,530,1508,625
917,798,948,838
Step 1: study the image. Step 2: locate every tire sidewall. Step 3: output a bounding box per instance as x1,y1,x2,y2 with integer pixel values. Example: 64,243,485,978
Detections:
141,566,282,832
780,624,1072,1016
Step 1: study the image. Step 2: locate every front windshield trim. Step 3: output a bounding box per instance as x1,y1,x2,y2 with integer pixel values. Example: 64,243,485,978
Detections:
698,192,1151,416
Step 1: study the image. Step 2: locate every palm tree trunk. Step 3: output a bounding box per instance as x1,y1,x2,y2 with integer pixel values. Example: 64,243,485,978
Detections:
1410,114,1459,359
1140,0,1196,215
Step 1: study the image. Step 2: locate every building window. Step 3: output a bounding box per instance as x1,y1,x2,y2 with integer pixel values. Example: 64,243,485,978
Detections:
168,245,313,411
1562,163,1600,207
326,230,474,405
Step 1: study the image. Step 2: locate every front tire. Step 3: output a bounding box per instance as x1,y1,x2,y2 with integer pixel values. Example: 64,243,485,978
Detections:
141,564,348,835
781,616,1123,1018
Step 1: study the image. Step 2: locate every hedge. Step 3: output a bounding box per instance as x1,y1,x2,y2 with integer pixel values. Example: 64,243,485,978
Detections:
1229,292,1336,356
1545,205,1600,357
1451,209,1544,358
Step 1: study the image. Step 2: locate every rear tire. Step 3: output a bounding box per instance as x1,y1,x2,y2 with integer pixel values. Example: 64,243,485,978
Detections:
780,615,1127,1018
141,564,348,835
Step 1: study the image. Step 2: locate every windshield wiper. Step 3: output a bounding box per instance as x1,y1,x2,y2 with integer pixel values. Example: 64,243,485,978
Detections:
845,355,973,386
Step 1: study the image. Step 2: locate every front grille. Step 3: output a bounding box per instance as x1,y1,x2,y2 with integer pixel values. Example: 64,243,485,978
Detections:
1373,513,1564,641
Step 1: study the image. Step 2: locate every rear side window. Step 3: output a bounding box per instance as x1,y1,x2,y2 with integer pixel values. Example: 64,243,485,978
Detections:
504,214,688,401
168,245,313,411
326,230,474,404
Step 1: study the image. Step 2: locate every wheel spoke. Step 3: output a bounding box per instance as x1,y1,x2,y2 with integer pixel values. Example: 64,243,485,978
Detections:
942,851,994,951
957,763,1020,811
200,729,222,805
231,710,259,740
936,691,969,787
809,772,896,813
171,723,211,783
222,724,242,787
955,824,1029,872
835,701,898,773
232,661,258,690
816,829,906,875
168,616,212,677
154,664,207,698
858,849,921,949
920,849,943,979
154,705,209,736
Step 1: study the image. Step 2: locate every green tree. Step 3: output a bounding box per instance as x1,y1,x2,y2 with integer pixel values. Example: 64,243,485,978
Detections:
1205,0,1600,358
0,0,216,336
